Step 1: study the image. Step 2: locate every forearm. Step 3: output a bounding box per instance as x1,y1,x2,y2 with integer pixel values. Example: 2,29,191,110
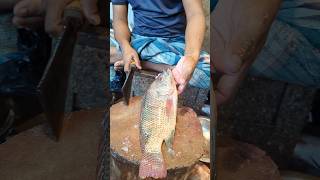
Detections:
212,0,282,105
184,13,206,62
0,0,20,12
113,19,132,51
212,0,282,68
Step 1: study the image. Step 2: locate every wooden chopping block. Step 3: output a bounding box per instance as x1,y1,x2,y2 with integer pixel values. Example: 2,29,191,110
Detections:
215,137,282,180
110,96,206,180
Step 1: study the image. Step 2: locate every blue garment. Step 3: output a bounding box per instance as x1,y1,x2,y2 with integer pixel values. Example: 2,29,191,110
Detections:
250,0,320,88
110,33,211,89
131,34,210,89
277,0,320,48
111,0,186,38
211,0,319,48
250,20,320,87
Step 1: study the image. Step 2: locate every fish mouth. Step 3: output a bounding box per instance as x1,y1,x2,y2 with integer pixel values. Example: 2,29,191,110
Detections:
162,68,172,76
154,68,177,95
166,69,177,86
156,68,173,80
163,68,177,88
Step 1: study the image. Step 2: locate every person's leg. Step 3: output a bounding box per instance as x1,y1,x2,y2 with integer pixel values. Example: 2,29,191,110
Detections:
0,13,18,56
189,54,210,89
130,34,211,115
249,1,320,88
277,0,320,49
130,34,211,90
249,20,320,87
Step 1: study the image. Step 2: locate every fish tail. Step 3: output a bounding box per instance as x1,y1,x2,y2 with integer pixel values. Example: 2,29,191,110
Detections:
139,153,167,179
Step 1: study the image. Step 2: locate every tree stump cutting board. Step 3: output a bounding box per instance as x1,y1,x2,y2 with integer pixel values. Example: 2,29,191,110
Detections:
110,96,206,180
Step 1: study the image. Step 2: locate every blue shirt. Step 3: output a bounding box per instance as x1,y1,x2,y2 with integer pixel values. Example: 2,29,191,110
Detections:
111,0,186,38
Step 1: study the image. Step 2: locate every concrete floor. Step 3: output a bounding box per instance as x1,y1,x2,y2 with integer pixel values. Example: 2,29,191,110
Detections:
0,109,104,180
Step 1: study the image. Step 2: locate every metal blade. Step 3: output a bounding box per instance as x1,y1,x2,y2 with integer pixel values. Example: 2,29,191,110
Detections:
121,65,137,105
37,22,79,140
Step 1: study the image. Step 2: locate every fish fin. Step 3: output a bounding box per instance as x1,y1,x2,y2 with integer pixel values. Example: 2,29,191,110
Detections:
165,129,175,157
139,153,167,179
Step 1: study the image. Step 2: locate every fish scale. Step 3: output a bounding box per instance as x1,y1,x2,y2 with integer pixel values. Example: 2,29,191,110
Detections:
139,69,178,179
141,93,168,153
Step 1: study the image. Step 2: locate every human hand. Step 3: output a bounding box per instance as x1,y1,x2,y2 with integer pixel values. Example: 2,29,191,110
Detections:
172,56,197,94
122,45,142,72
211,0,274,106
12,0,45,30
12,0,100,36
213,46,246,106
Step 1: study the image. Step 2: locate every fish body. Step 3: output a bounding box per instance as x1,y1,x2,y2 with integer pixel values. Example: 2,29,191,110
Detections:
139,69,178,179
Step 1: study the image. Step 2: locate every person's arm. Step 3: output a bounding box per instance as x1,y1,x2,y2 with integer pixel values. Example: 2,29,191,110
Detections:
212,0,282,105
112,4,141,71
113,5,131,55
12,0,100,36
183,0,206,63
172,0,206,94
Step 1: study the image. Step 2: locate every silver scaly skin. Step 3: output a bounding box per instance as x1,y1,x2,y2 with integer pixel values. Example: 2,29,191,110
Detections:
138,69,178,179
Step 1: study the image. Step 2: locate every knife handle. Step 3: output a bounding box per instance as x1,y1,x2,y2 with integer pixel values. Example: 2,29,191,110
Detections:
63,0,107,27
63,0,84,25
130,62,137,70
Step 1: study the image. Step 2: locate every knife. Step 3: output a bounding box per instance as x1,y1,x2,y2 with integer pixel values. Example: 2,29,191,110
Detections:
37,1,84,140
38,0,107,140
121,61,137,105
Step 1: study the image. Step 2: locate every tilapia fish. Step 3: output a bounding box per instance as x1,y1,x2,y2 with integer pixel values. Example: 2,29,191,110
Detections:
139,69,178,179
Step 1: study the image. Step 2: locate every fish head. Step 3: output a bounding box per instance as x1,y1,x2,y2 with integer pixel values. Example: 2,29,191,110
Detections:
153,69,177,97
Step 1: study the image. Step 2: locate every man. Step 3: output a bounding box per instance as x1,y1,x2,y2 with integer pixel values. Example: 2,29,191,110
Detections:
11,0,319,108
11,0,210,105
212,0,320,105
111,0,210,94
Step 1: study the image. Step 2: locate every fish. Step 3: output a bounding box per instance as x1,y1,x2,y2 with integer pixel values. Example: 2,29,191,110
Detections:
138,68,178,179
